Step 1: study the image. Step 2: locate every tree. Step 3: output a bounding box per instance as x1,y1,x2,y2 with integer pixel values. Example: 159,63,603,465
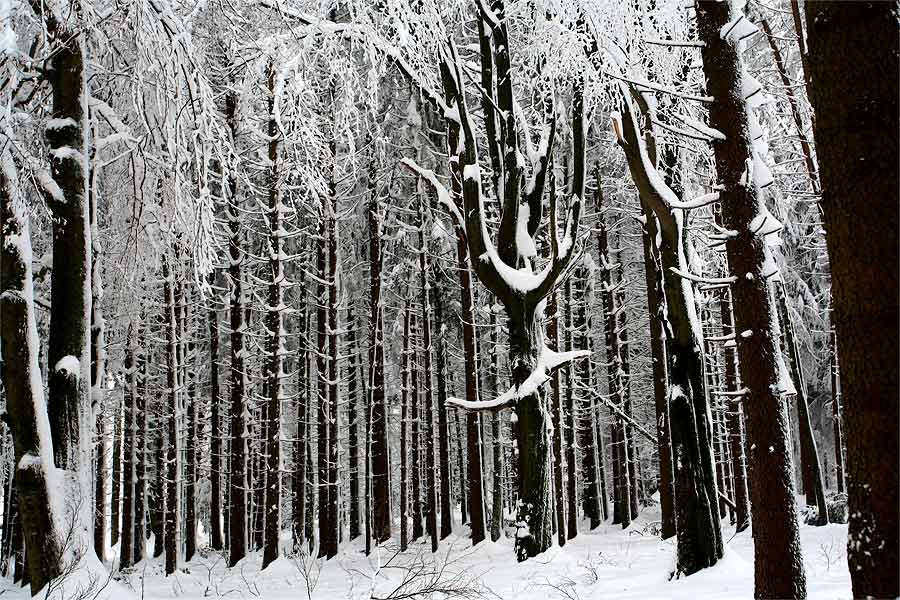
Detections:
803,3,899,596
696,1,805,595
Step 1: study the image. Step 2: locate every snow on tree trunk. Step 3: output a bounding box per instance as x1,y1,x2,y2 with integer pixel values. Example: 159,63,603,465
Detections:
696,1,805,595
0,152,66,595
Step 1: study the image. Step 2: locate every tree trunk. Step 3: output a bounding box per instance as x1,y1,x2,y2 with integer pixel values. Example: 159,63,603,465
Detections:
548,290,566,547
697,2,805,594
347,308,361,541
574,267,601,530
208,275,224,551
803,4,898,595
828,321,844,494
432,283,453,539
488,309,504,541
410,311,423,543
367,173,391,544
776,284,827,525
162,257,179,576
417,200,438,553
293,255,309,550
263,62,283,569
226,86,247,568
563,278,578,540
0,167,65,593
325,190,339,558
639,206,675,539
458,236,486,545
400,303,411,552
184,293,197,562
120,328,136,568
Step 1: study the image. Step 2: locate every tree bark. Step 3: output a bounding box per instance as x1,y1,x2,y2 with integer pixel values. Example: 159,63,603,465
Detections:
432,282,453,540
548,290,566,547
208,274,224,551
803,4,898,594
162,257,179,576
697,2,805,594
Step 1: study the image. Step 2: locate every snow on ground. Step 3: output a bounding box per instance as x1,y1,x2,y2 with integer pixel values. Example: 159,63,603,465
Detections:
2,505,851,599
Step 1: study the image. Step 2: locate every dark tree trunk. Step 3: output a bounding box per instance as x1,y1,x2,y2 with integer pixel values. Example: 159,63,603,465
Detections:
617,286,639,519
208,275,224,551
432,283,453,539
263,62,283,569
574,268,601,530
94,407,106,561
110,396,122,549
225,86,247,568
367,173,391,544
548,290,566,547
417,202,438,553
347,308,361,541
163,258,179,576
563,278,578,540
120,329,136,569
457,236,486,545
325,191,339,558
400,303,411,552
455,409,467,525
804,5,898,594
185,294,197,562
638,204,675,539
697,1,805,594
488,309,504,541
0,174,64,594
410,312,423,543
293,250,309,550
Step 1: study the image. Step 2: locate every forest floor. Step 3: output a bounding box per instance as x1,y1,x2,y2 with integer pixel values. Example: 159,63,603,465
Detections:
6,501,851,599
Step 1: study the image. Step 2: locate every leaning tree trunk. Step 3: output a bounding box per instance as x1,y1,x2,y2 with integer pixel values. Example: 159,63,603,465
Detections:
776,284,827,525
803,3,898,596
0,160,65,594
697,2,805,595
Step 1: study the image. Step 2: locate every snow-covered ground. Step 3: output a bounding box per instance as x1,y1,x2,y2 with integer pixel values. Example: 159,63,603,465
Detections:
3,505,851,599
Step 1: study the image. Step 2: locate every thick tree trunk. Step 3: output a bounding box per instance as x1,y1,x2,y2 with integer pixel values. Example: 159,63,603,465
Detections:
803,4,898,594
509,308,553,561
0,169,65,594
697,2,805,595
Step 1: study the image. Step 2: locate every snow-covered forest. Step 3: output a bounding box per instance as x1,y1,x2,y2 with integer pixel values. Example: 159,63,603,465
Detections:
0,0,896,598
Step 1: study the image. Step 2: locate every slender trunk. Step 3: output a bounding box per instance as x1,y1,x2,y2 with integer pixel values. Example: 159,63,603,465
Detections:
162,258,179,576
184,294,197,562
110,396,122,549
455,409,467,525
548,290,566,547
293,254,308,549
563,278,578,540
367,172,390,544
224,85,247,568
488,309,504,542
828,320,844,494
208,275,223,551
574,268,601,530
432,284,453,539
458,236,486,545
325,190,339,558
400,304,411,552
777,284,827,525
410,312,423,542
120,329,136,568
418,210,438,553
134,332,147,563
697,2,805,594
347,308,361,541
263,62,283,569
